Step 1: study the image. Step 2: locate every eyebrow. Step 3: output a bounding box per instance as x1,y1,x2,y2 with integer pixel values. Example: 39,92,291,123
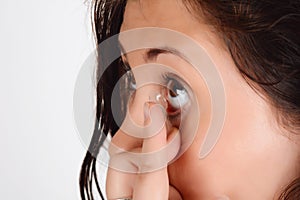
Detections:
143,47,187,63
119,42,187,63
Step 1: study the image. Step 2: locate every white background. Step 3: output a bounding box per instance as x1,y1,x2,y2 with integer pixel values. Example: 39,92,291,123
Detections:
0,0,94,199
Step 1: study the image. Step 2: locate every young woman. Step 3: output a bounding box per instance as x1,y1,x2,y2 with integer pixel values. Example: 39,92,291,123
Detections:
80,0,300,199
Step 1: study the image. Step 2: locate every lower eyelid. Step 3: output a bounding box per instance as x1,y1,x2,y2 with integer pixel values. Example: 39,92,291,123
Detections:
168,97,191,117
167,114,181,128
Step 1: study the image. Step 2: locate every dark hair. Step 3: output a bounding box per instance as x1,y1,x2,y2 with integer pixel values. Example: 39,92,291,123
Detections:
80,0,300,199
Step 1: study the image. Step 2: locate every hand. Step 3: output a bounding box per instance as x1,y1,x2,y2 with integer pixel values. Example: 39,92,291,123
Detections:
106,104,182,200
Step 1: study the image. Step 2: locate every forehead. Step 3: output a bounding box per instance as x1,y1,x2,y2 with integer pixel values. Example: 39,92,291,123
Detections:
121,0,200,32
118,0,225,71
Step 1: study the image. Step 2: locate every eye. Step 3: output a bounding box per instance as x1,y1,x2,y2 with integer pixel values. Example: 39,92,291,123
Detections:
122,61,136,92
124,70,136,95
166,77,190,113
128,72,136,91
119,61,136,107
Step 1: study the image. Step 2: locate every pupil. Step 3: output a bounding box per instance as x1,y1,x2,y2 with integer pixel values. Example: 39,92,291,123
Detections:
169,89,177,97
168,80,183,97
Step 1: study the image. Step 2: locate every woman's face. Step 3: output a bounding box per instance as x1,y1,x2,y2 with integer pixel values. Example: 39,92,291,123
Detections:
109,0,299,199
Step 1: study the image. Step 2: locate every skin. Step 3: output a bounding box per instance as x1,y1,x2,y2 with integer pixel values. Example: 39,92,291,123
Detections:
106,0,300,199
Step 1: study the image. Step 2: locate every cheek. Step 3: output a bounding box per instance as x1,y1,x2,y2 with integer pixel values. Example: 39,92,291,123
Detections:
168,116,295,199
168,59,298,198
206,122,297,199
